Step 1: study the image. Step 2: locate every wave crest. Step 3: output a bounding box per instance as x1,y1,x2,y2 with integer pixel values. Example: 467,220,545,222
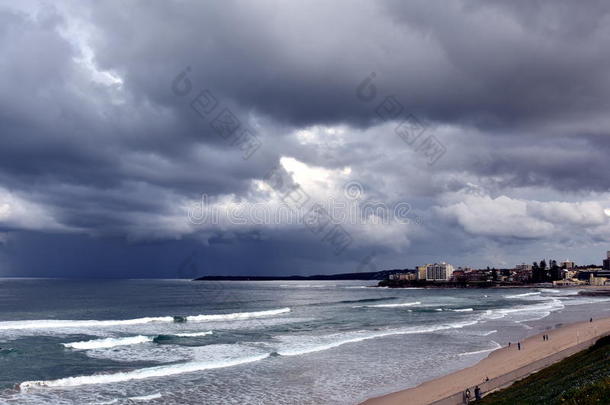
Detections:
353,301,420,309
63,336,153,350
0,308,290,331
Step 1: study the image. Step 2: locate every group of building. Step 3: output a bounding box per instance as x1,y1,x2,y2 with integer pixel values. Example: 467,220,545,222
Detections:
387,251,610,286
389,262,455,281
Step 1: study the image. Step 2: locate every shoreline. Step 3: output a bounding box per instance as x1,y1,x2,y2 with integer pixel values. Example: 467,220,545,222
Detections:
361,316,610,405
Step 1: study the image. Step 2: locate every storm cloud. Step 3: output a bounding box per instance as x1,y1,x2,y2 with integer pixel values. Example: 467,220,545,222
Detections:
1,0,610,277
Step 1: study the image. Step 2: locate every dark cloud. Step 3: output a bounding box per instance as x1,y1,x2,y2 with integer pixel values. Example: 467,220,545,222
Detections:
0,0,610,277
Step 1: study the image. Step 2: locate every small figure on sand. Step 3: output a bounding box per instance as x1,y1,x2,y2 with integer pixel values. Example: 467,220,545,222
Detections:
474,386,482,401
485,376,489,382
463,388,471,404
508,342,511,347
590,318,593,323
517,342,521,350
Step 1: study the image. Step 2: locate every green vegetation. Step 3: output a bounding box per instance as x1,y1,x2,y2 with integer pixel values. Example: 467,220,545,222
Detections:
479,336,610,404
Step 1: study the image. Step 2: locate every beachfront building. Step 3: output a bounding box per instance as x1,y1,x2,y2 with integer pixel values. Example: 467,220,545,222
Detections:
512,269,532,283
425,262,454,281
561,260,575,270
590,274,609,286
450,270,466,282
416,265,429,280
388,270,418,281
603,251,610,270
464,269,492,282
553,278,586,286
515,263,533,271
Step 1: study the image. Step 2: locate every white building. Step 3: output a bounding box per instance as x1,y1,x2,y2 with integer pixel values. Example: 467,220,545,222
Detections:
425,262,454,281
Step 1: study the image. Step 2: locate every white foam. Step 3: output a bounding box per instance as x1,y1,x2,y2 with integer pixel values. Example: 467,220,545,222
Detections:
0,317,174,331
561,297,610,306
275,320,479,357
20,351,269,390
63,336,153,350
354,301,421,309
452,308,474,312
553,289,580,296
85,343,193,363
188,307,290,322
129,393,162,401
458,341,502,356
504,292,541,299
483,298,564,322
174,331,213,337
0,308,290,331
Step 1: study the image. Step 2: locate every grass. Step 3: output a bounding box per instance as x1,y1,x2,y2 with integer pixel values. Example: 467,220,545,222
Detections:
479,335,610,405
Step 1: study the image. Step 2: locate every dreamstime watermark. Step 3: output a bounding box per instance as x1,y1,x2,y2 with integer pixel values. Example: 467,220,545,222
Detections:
265,164,353,255
356,72,446,165
171,66,262,160
188,187,419,228
188,195,416,227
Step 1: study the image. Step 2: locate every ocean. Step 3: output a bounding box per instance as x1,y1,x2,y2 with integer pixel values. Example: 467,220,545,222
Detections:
0,279,608,404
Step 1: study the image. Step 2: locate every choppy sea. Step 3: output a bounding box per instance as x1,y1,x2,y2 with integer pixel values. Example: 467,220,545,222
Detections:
0,279,608,404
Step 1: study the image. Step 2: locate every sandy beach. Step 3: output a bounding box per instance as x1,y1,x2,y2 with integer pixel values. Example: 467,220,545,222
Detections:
362,316,610,405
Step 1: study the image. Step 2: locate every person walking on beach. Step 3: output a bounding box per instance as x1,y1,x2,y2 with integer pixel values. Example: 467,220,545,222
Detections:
474,386,482,401
517,342,521,350
508,342,511,347
590,318,593,323
463,388,471,404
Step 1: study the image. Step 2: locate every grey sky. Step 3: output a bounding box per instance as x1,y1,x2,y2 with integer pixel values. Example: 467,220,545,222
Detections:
1,0,610,277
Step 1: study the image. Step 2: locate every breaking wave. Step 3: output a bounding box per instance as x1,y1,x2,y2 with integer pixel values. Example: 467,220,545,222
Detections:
63,336,154,350
20,351,269,390
483,298,564,322
0,317,175,331
353,301,420,308
173,331,214,337
64,331,214,350
187,308,290,322
504,292,542,299
0,308,290,331
128,393,163,401
275,320,479,357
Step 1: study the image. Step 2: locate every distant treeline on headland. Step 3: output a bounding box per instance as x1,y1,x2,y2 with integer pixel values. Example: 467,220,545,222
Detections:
193,269,407,281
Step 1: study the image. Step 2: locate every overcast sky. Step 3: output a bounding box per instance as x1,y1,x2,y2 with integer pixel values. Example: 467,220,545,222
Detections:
1,0,610,278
